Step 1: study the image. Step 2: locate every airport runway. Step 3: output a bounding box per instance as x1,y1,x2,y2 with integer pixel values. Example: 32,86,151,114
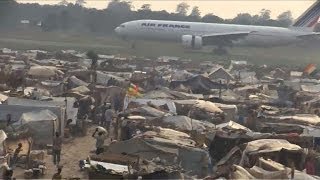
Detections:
0,37,124,49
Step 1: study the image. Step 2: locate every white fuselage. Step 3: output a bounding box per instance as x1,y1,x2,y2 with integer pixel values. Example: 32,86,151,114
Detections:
115,20,314,47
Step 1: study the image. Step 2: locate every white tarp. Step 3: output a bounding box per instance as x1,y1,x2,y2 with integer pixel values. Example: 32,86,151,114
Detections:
69,85,90,94
276,114,320,126
28,66,63,78
0,130,7,156
130,99,176,114
216,121,252,132
301,84,320,93
162,116,212,131
6,96,77,124
18,109,57,124
14,109,57,145
0,93,8,103
84,160,128,173
244,139,302,155
171,70,194,81
96,71,126,86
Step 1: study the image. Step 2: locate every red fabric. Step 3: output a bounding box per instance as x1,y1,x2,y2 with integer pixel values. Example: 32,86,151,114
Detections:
305,160,316,175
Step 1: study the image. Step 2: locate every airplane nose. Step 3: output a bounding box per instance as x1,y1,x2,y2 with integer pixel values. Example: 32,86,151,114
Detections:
114,27,121,35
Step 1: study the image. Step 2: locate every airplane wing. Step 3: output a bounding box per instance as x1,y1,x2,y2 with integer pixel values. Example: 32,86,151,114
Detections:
201,31,253,46
296,32,320,39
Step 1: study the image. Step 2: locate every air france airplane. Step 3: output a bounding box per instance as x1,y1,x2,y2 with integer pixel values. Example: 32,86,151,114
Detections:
115,1,320,54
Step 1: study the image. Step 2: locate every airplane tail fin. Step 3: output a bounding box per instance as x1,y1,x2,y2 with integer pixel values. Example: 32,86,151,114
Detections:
291,1,320,31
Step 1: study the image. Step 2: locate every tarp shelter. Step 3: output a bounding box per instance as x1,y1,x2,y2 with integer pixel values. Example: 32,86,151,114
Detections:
264,114,320,126
301,84,320,93
174,100,223,116
170,75,227,94
171,70,194,81
0,93,8,103
208,67,234,83
125,106,167,118
14,110,58,145
129,99,176,114
240,139,303,168
213,103,238,121
28,66,63,78
108,130,207,175
6,96,77,124
68,76,89,89
69,86,90,95
243,139,302,155
96,71,127,86
0,104,65,137
161,116,215,131
39,80,64,96
0,130,7,156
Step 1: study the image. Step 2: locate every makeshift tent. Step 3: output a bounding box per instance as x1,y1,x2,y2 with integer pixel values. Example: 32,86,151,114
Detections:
129,99,177,114
170,75,227,94
239,139,303,168
108,129,206,175
39,80,64,96
208,67,234,82
171,70,194,81
264,114,320,126
69,85,90,95
67,75,89,88
125,106,168,118
243,139,302,155
161,116,215,131
28,66,63,78
0,131,7,156
14,110,58,145
0,93,8,103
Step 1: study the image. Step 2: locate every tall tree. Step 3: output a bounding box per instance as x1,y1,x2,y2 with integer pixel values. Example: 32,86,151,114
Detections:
42,13,58,31
75,0,86,7
0,0,17,21
202,13,224,23
259,9,271,21
58,0,69,6
60,10,71,30
277,11,293,27
107,0,133,14
140,4,151,11
232,13,254,25
175,2,189,16
190,6,201,18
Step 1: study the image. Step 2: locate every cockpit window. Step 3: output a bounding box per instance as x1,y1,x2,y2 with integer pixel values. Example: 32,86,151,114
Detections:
120,25,125,28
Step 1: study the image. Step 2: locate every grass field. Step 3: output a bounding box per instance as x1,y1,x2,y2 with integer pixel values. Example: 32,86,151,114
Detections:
0,30,319,66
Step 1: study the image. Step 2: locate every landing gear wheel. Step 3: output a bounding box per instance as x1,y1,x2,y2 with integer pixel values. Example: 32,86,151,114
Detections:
213,48,228,55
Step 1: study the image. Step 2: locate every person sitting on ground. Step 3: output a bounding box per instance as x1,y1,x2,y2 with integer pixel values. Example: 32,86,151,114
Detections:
257,108,266,119
10,143,23,168
52,166,62,180
92,128,107,155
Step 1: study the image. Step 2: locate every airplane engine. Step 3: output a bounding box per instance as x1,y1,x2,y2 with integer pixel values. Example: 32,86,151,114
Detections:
182,35,202,49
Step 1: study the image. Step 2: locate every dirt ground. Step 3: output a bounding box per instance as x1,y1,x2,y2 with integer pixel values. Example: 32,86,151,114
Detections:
13,126,110,179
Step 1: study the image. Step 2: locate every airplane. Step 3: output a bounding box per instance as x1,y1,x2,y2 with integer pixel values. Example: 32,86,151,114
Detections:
114,1,320,54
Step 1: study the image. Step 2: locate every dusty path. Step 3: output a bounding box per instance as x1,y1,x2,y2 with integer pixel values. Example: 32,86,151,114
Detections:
14,126,108,179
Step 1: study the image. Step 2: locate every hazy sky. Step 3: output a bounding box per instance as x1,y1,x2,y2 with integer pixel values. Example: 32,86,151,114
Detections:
17,0,315,19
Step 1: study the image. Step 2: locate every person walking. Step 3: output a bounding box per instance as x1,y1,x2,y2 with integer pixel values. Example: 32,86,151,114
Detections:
10,143,23,168
52,132,62,166
104,107,114,132
92,128,107,155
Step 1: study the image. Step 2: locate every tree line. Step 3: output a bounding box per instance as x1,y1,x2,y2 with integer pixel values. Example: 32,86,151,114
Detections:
0,0,295,34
